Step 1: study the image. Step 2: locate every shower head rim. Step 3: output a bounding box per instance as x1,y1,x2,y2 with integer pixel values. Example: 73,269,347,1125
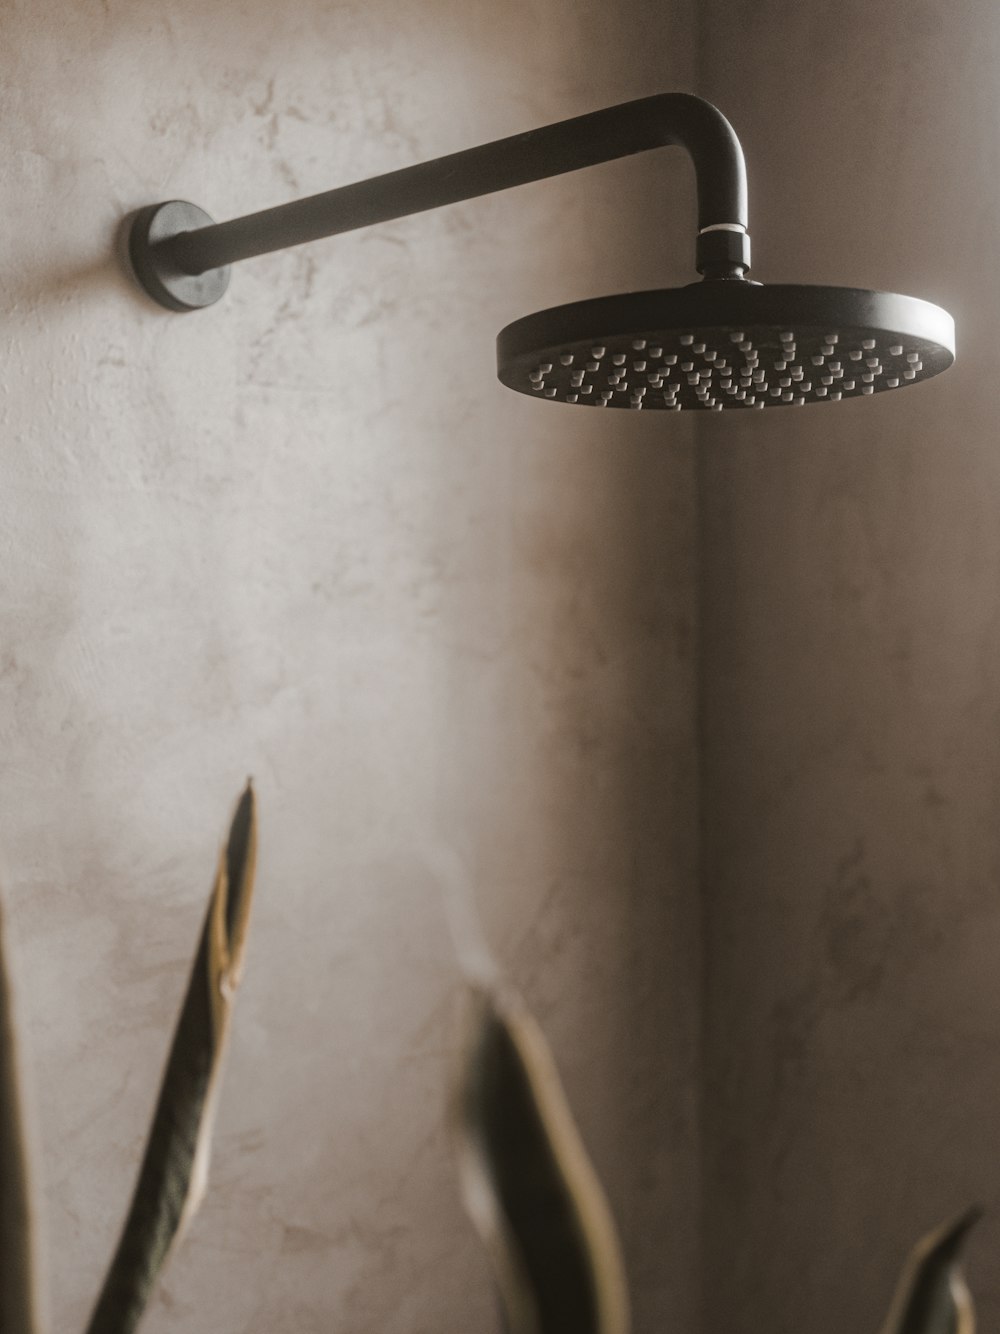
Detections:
498,282,955,363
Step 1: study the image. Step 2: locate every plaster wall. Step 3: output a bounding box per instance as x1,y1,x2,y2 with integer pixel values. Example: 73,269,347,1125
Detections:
0,5,700,1333
699,4,1000,1332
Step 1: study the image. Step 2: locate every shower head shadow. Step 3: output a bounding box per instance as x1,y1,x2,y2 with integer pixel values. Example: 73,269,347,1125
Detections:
123,91,954,415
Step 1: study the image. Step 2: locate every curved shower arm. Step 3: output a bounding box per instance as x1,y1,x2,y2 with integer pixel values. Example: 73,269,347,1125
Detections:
130,93,750,310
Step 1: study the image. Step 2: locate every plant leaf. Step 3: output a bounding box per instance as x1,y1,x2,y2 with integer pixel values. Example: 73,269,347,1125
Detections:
84,782,258,1334
877,1208,981,1334
0,890,43,1334
454,983,630,1334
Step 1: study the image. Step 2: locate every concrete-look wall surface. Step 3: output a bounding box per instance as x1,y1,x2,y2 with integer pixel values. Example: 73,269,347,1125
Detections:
699,4,1000,1333
0,5,701,1332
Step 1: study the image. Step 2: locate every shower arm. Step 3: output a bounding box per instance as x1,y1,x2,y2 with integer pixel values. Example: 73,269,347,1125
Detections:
128,92,751,311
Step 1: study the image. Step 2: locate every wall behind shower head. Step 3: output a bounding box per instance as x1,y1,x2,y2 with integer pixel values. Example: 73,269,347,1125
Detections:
698,3,1000,1332
0,3,700,1331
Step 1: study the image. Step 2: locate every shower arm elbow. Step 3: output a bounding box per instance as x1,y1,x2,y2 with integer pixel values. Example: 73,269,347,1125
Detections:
130,92,750,311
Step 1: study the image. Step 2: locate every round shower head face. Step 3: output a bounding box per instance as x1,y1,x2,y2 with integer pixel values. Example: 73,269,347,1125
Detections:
496,284,954,410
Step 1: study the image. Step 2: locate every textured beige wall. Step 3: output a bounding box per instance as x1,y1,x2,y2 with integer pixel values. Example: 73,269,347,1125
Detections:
0,3,702,1332
17,8,987,1333
699,4,1000,1333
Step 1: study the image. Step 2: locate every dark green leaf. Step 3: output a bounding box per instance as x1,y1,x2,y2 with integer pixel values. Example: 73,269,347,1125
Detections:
0,892,42,1334
455,984,629,1334
878,1208,981,1334
84,782,258,1334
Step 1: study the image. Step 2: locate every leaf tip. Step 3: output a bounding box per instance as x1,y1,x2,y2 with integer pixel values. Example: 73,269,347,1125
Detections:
934,1206,983,1259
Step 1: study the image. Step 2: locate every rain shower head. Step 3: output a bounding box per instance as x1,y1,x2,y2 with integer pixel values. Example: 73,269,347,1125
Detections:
497,283,954,411
124,92,954,411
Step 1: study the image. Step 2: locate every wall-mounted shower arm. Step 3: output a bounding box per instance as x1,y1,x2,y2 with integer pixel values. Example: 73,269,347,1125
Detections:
125,90,956,411
128,93,750,310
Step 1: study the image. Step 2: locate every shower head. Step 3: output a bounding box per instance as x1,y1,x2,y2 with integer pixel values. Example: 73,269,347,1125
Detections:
497,282,954,410
124,92,955,413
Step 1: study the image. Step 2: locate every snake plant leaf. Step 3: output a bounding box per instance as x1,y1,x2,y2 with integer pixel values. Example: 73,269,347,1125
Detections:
0,891,43,1334
877,1207,981,1334
84,781,258,1334
454,983,630,1334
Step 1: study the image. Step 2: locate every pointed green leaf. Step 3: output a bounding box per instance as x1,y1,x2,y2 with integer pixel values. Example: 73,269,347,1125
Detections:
454,983,630,1334
878,1208,981,1334
84,782,258,1334
0,891,43,1334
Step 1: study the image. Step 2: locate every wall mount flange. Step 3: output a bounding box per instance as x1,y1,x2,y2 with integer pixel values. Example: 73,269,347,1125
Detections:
128,201,230,312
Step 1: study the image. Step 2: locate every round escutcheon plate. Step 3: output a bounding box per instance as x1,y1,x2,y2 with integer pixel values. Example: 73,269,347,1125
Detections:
128,201,230,312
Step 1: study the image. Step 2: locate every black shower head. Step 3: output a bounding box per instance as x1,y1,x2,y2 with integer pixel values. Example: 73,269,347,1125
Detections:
496,282,954,411
124,92,955,416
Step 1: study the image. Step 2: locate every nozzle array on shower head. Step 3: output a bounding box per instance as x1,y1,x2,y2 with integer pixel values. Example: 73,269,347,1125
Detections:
497,283,954,410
